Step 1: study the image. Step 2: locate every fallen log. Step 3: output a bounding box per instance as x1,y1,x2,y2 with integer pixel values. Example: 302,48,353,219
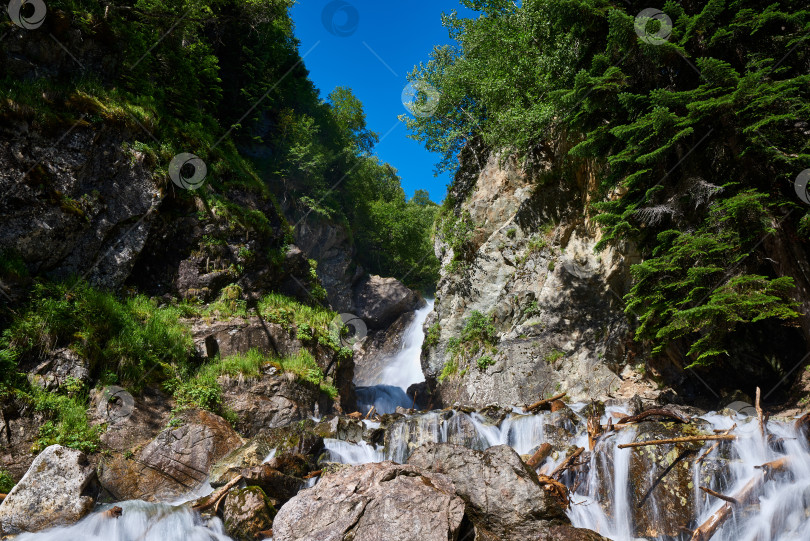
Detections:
257,528,273,539
192,475,243,513
364,405,376,420
618,434,736,449
537,474,570,508
616,408,691,426
526,443,553,469
699,486,738,505
689,457,790,541
524,393,566,413
551,447,584,479
303,469,323,480
347,411,363,420
0,493,6,502
696,424,736,465
755,387,767,441
587,414,603,451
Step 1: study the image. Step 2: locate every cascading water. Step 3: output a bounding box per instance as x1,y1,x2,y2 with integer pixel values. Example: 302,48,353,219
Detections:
355,299,434,414
16,500,232,541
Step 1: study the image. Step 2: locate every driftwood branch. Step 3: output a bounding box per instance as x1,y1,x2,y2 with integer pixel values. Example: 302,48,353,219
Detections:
537,474,570,508
192,475,243,513
551,447,583,479
0,493,6,502
699,486,739,505
696,424,736,464
587,414,603,451
526,443,553,469
618,434,736,449
303,470,322,480
755,387,766,441
616,408,691,426
365,406,376,420
524,393,566,413
689,457,790,541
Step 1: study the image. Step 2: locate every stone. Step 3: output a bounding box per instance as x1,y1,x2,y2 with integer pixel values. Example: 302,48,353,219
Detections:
407,442,567,540
210,436,276,487
240,463,303,505
601,420,729,538
25,348,89,391
0,445,98,535
352,275,421,329
272,461,466,541
223,487,275,541
422,148,641,409
220,374,330,438
97,409,243,502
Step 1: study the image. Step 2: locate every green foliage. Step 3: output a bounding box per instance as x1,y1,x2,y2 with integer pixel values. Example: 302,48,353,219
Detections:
439,210,475,271
0,250,27,281
0,469,14,493
477,354,496,371
423,322,441,350
30,387,103,454
461,310,498,345
438,357,458,383
1,280,193,387
544,350,565,364
406,0,809,367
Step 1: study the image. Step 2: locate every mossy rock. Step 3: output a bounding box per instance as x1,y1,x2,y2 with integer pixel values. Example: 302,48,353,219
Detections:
223,487,275,541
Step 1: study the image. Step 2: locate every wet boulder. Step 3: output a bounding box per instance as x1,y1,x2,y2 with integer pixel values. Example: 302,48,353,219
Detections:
0,445,98,535
25,348,89,391
272,462,466,541
606,420,729,538
210,436,276,487
240,464,303,506
223,487,275,541
98,409,243,502
408,443,568,540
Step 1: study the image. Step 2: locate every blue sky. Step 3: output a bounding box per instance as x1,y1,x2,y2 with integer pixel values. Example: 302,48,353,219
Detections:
290,0,476,203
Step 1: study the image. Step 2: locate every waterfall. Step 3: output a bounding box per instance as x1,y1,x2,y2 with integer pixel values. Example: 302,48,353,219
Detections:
379,299,434,390
355,299,434,414
16,500,232,541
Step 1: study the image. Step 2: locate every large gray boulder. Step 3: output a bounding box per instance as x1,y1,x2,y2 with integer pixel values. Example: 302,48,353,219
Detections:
272,462,466,541
220,374,330,437
352,275,421,329
408,443,583,541
0,445,98,535
98,409,243,502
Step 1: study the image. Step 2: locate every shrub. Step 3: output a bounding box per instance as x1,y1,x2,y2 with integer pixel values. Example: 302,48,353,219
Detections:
477,355,495,371
0,469,15,493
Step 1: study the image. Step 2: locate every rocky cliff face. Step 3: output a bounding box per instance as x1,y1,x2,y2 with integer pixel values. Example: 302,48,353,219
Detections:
424,143,655,408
